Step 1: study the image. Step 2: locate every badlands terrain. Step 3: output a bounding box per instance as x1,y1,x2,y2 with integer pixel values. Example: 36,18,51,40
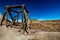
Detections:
0,14,60,40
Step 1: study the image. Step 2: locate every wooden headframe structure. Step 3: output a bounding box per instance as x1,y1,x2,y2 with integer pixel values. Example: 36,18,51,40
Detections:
0,4,29,34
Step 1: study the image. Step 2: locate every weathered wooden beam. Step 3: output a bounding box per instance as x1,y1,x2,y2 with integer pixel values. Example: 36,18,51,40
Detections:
6,4,29,13
5,11,8,27
22,9,29,34
12,13,19,25
0,8,8,25
9,11,13,20
10,10,19,13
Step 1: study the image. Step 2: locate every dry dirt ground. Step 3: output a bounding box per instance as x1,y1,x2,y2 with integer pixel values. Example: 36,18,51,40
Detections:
0,25,60,40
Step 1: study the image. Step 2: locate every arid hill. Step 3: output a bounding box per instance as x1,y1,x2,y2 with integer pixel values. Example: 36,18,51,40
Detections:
30,20,60,32
0,14,60,40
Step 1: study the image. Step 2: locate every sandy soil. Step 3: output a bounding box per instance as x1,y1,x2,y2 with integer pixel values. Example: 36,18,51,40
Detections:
0,25,60,40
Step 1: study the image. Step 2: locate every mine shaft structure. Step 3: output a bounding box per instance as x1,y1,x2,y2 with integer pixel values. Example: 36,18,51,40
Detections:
0,4,29,34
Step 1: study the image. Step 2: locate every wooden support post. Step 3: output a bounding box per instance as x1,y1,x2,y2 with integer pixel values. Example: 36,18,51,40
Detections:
17,13,19,22
22,9,29,34
5,9,8,27
24,9,30,34
0,12,6,25
15,13,19,25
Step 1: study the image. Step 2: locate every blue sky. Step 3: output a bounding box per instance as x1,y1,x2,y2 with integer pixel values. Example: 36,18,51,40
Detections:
0,0,60,21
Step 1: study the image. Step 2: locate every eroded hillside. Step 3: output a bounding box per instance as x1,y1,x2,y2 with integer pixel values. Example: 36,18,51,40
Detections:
0,14,60,40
